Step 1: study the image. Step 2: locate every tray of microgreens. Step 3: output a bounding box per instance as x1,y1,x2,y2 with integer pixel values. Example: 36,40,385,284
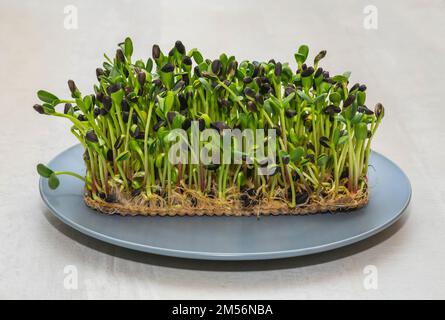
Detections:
35,38,384,216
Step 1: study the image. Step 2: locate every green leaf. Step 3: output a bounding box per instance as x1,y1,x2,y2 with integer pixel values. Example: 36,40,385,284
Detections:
200,113,212,128
351,113,363,124
164,91,175,113
317,154,329,167
313,93,327,105
236,171,246,187
116,151,130,162
338,135,349,145
192,50,204,64
294,45,309,66
83,95,93,112
330,92,342,104
172,113,185,129
198,78,212,92
37,163,53,178
48,173,60,190
282,92,295,106
155,153,165,168
332,128,340,145
145,58,153,72
290,146,304,162
296,90,312,103
278,150,289,159
37,90,59,104
110,88,124,106
335,114,346,123
124,37,133,58
134,59,145,69
355,122,368,140
109,66,121,81
343,71,351,79
357,91,366,106
332,75,348,83
42,104,55,114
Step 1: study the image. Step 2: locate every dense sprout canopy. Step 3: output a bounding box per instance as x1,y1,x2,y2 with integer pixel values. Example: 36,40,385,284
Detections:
35,38,384,212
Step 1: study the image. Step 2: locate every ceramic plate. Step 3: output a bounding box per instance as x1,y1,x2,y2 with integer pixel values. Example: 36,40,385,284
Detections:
39,144,411,260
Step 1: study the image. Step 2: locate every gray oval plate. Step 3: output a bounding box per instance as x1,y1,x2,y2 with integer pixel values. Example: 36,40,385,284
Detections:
39,144,411,260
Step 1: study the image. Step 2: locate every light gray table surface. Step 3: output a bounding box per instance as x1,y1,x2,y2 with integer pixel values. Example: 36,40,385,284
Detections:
0,0,444,299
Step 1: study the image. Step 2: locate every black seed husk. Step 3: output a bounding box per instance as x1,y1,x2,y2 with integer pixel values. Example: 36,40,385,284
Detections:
96,68,104,80
137,72,146,87
173,80,185,91
349,83,360,93
161,63,174,73
282,155,290,165
122,112,129,123
178,93,188,110
182,118,192,130
247,101,257,112
198,118,205,131
152,45,161,59
243,76,252,84
175,40,185,54
307,142,315,152
102,96,112,111
255,93,264,105
130,126,140,138
105,194,117,203
244,87,255,98
131,189,142,197
116,48,125,63
343,94,356,108
68,80,77,95
358,105,374,115
64,103,72,114
114,136,123,149
167,111,177,124
218,98,230,108
211,59,221,75
375,103,384,118
33,104,44,114
324,105,341,115
296,191,309,204
210,121,229,133
205,163,220,171
108,82,122,94
86,130,98,142
194,66,201,77
301,66,314,77
96,92,104,103
285,109,297,118
107,149,113,162
153,120,164,132
121,99,129,112
182,56,192,66
319,136,330,148
274,62,282,77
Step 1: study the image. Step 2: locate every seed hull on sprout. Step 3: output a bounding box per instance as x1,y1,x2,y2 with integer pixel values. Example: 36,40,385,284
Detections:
34,38,384,216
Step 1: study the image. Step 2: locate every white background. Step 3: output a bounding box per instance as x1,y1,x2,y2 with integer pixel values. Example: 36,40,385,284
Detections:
0,0,444,299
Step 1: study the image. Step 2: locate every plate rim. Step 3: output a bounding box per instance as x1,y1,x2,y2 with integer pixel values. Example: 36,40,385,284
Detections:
39,144,412,260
